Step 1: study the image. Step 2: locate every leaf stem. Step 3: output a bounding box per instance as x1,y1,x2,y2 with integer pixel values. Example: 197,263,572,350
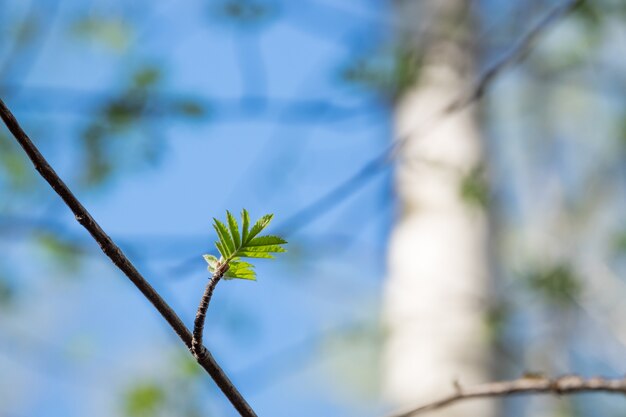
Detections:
192,262,229,358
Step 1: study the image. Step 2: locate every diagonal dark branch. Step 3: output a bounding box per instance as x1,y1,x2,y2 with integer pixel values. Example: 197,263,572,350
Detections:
386,375,626,417
0,97,257,417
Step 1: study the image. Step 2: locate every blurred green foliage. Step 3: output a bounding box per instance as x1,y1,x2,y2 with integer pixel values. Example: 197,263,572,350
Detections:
123,382,166,417
174,100,207,118
525,263,581,306
0,272,15,308
342,45,422,102
610,229,626,258
78,65,208,186
11,15,39,46
80,65,163,185
322,320,382,398
575,0,603,33
174,351,204,379
35,232,84,273
460,164,489,209
0,133,35,190
71,17,132,51
484,302,510,342
211,0,279,29
121,350,206,417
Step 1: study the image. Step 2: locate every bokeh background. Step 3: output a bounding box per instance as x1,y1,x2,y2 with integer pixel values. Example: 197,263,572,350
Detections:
2,1,626,416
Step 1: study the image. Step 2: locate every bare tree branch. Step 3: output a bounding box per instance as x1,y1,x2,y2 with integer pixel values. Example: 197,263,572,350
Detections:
386,375,626,417
0,97,257,417
446,0,581,112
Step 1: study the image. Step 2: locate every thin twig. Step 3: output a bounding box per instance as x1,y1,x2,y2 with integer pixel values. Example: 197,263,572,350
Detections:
446,0,581,112
386,375,626,417
192,263,228,357
0,98,258,417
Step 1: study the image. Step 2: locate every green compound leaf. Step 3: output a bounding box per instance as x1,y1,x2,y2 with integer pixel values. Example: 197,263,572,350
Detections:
247,214,273,242
241,209,251,244
213,218,234,256
239,245,286,259
224,260,256,280
227,210,241,248
215,241,228,259
203,210,286,280
246,235,287,246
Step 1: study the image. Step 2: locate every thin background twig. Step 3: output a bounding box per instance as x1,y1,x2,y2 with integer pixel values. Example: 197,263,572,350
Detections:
386,374,626,417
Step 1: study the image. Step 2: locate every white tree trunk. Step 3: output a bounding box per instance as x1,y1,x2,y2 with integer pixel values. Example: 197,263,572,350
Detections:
382,1,493,415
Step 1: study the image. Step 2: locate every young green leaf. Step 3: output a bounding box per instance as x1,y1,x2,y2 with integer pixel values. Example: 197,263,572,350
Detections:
203,254,219,273
247,214,273,242
241,209,250,243
203,210,287,281
226,210,241,248
246,235,287,246
224,260,256,280
239,245,286,258
213,218,234,256
215,241,228,259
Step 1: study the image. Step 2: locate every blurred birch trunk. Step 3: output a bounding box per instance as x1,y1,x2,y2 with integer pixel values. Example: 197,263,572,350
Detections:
382,1,494,415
